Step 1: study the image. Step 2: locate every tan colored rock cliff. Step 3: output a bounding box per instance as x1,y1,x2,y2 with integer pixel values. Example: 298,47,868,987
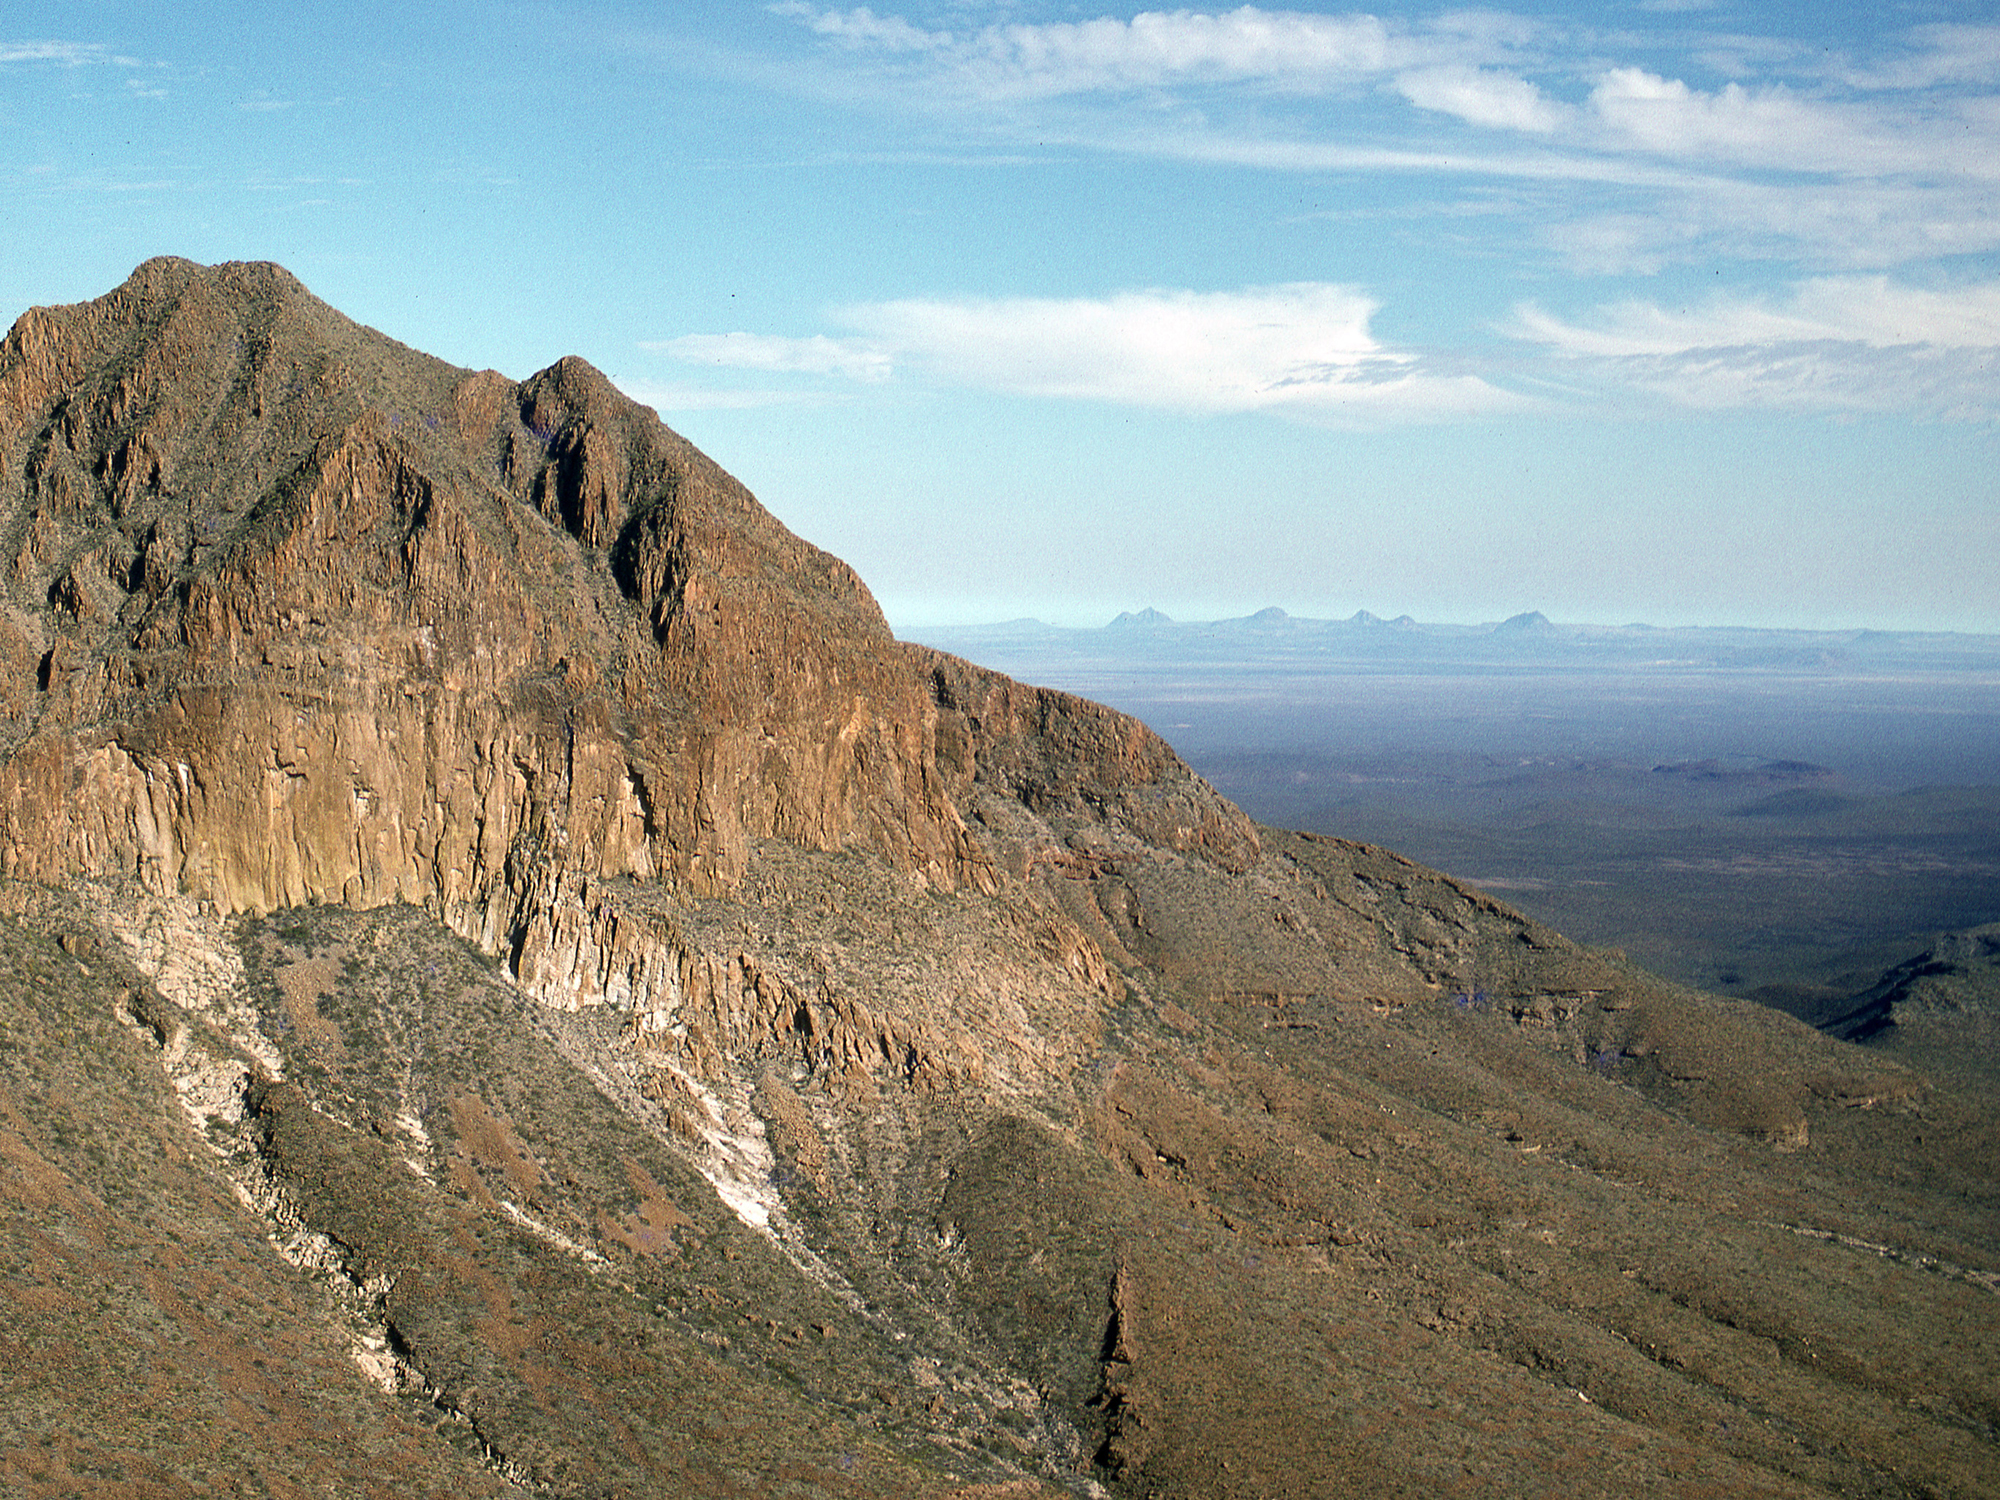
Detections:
0,259,1252,1055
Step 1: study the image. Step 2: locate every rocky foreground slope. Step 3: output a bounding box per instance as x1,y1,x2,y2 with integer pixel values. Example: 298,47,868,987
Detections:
0,260,1994,1498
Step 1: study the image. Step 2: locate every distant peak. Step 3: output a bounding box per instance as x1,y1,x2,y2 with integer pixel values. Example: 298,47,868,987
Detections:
1109,607,1173,628
1348,609,1382,625
1234,606,1292,631
1495,610,1553,633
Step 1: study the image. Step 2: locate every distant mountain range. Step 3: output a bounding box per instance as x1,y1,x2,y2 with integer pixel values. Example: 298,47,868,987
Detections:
913,608,2000,674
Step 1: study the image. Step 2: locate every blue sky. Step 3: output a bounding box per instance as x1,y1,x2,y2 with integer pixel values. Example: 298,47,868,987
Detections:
3,3,1997,630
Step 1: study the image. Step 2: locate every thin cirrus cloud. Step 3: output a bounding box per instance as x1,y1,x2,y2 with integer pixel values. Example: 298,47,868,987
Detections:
1514,276,2000,356
0,39,160,72
0,40,109,65
653,284,1518,420
763,6,2000,270
1511,276,2000,415
1395,66,1567,133
648,330,894,382
1583,68,1975,177
2,38,165,98
767,4,1980,170
1839,24,2000,91
769,3,1408,98
1552,173,2000,277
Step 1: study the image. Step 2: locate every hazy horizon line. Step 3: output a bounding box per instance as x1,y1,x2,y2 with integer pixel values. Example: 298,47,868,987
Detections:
892,606,2000,640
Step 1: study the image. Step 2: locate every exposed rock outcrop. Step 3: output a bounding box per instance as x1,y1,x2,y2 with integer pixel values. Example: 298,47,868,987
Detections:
0,258,1250,1044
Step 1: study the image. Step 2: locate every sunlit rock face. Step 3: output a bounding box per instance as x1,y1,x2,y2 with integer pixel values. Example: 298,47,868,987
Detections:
0,257,1250,1020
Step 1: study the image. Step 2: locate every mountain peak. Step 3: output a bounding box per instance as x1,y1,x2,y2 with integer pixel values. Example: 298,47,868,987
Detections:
0,259,1254,944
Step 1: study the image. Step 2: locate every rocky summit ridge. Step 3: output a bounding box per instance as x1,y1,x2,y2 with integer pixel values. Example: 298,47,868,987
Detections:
0,261,1995,1499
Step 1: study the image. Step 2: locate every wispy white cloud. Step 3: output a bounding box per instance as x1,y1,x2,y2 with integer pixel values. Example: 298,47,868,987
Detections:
1396,65,1566,133
855,285,1388,406
1552,175,2000,276
1529,342,1995,418
608,376,843,413
771,4,1414,99
3,35,169,100
0,38,154,70
1515,277,2000,356
0,40,109,65
1584,67,1962,176
761,6,2000,274
1842,24,2000,90
1511,276,2000,415
776,3,937,55
645,330,892,381
657,283,1520,420
767,4,1991,170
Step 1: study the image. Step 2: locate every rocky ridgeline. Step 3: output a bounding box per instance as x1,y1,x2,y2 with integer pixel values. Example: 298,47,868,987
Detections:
0,257,1249,1086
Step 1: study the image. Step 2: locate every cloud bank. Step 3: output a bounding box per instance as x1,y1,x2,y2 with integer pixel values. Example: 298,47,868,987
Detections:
653,274,1999,421
654,282,1518,420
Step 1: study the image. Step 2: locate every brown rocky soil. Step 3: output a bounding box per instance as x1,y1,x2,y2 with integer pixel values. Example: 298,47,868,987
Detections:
0,260,1993,1498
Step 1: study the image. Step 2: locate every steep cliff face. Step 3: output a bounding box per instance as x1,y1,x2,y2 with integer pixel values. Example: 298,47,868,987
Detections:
0,258,1248,1012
